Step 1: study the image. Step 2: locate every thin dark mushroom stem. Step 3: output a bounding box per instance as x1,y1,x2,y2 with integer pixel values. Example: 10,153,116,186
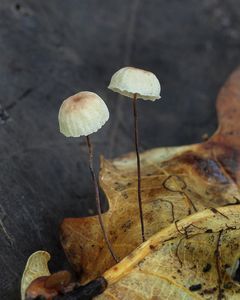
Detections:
86,136,119,263
132,93,145,242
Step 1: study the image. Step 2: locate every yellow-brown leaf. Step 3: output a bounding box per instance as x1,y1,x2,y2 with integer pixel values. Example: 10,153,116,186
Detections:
60,68,240,283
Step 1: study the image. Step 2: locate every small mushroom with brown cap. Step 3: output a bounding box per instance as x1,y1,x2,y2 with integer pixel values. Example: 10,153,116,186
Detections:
108,67,161,242
58,91,119,262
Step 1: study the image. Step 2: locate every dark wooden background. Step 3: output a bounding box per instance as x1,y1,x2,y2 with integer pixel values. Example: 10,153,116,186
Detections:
0,0,240,299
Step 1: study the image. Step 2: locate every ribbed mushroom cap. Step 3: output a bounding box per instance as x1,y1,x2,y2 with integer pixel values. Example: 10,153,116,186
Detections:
58,91,109,137
108,67,161,101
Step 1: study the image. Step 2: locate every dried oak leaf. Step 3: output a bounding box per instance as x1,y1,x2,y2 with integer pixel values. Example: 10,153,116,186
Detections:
60,68,240,283
97,205,240,300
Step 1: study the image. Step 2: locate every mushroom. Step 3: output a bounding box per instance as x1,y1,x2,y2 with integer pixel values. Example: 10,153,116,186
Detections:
108,67,161,241
58,91,118,262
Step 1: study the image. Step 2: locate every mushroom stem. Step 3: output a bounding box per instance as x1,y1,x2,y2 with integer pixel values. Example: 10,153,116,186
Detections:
86,136,119,262
132,94,145,242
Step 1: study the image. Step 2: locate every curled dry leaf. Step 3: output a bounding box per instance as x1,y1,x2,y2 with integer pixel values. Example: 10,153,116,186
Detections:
44,270,71,290
25,277,58,300
21,251,51,300
96,205,240,299
60,68,240,283
25,270,72,300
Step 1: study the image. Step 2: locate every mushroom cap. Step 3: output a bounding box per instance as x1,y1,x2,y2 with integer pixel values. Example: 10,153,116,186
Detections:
58,91,109,137
108,67,161,101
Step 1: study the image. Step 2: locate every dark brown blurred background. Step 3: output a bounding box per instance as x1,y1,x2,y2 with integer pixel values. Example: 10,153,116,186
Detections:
0,0,240,299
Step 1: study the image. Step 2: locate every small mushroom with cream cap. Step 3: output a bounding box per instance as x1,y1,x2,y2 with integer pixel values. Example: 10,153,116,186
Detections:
58,91,118,262
108,67,161,242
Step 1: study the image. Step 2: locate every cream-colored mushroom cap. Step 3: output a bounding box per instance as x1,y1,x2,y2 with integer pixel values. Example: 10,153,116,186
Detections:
108,67,161,101
58,91,109,137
